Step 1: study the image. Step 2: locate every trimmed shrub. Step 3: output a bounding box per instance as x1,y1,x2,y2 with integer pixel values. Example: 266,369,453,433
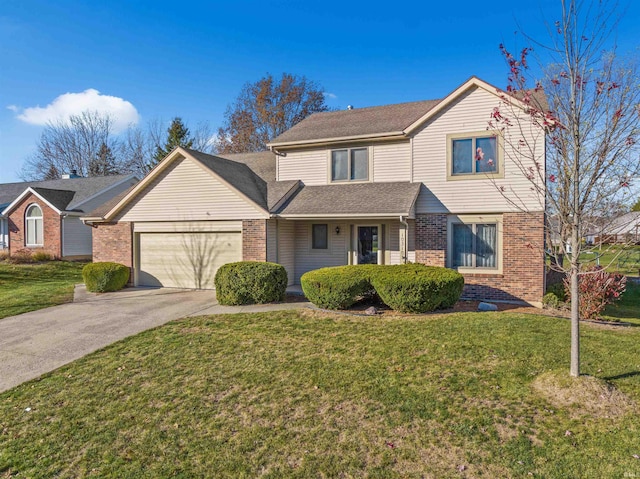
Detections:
31,251,53,262
215,261,287,305
564,266,626,320
370,264,464,313
542,292,561,309
83,262,130,293
301,265,375,309
301,264,464,313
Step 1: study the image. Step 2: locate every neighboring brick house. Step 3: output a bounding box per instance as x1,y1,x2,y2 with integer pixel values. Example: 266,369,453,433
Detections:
84,77,546,304
0,174,137,259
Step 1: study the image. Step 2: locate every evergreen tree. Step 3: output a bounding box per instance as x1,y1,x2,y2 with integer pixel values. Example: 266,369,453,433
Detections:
150,117,194,168
89,142,120,176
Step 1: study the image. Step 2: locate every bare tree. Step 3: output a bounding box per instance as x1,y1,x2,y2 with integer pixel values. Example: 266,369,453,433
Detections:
215,73,330,153
20,111,129,180
491,0,640,376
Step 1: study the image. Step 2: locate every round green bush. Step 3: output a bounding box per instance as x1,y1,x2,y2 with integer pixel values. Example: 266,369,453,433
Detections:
370,264,464,313
214,261,287,305
301,265,375,310
83,262,130,293
542,292,561,309
301,264,464,313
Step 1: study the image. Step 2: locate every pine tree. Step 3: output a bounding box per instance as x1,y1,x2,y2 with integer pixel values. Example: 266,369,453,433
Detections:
89,142,119,176
150,117,194,168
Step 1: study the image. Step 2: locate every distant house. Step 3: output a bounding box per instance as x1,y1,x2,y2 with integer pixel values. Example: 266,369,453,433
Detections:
84,77,547,304
1,173,137,259
598,212,640,244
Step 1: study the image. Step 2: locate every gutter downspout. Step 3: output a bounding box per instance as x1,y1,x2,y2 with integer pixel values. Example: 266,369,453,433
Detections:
399,215,409,264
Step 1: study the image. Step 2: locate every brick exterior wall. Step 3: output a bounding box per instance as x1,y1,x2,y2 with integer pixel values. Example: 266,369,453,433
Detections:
414,213,447,265
242,219,267,261
92,222,133,267
415,212,545,304
92,221,133,284
8,193,62,258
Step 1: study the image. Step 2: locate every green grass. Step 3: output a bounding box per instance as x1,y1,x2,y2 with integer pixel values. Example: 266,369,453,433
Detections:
1,309,639,478
603,280,640,322
549,245,640,276
0,261,86,319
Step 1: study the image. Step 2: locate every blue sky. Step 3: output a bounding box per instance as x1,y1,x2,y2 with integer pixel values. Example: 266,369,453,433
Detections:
1,0,638,182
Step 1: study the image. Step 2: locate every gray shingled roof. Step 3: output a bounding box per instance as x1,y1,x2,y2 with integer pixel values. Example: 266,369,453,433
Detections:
269,99,441,145
188,149,299,212
0,174,135,214
277,182,421,216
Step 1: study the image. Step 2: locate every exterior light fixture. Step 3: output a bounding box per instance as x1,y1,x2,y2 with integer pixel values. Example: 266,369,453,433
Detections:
335,226,340,235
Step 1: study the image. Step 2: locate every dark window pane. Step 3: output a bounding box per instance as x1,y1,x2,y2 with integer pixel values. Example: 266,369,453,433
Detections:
452,223,473,267
312,224,328,249
476,224,497,267
452,139,472,174
476,137,497,173
351,148,368,180
331,150,348,181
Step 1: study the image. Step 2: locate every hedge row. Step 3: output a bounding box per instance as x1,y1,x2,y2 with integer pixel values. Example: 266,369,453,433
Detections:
83,262,130,293
215,261,287,305
301,264,464,313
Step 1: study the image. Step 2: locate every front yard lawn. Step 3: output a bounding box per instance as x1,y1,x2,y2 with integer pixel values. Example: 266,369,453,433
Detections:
1,309,639,478
0,261,85,319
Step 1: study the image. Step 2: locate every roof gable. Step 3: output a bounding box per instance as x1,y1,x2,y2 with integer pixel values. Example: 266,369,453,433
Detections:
268,77,533,148
0,174,136,215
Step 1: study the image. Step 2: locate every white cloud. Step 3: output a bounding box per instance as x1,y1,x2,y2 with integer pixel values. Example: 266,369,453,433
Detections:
15,89,140,133
6,105,18,112
324,92,338,100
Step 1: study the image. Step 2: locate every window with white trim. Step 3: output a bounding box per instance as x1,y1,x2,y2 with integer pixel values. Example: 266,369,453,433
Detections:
331,148,368,182
25,204,44,246
312,224,328,249
450,134,498,175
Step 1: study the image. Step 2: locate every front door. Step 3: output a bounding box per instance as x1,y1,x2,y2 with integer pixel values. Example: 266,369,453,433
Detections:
357,226,379,264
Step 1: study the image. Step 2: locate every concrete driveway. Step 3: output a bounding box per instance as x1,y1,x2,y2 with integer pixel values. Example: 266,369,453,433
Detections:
0,285,310,393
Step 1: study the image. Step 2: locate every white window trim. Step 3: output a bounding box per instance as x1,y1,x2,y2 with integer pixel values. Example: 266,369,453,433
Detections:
446,131,504,181
25,203,44,247
447,214,503,274
328,146,372,183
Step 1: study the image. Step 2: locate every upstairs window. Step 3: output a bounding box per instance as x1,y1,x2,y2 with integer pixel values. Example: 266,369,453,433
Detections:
449,134,500,177
25,204,44,246
331,148,368,182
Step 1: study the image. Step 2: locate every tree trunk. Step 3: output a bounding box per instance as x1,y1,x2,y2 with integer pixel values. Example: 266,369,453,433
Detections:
570,230,580,377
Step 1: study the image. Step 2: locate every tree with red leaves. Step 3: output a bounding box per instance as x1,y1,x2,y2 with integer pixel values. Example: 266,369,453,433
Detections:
490,0,639,377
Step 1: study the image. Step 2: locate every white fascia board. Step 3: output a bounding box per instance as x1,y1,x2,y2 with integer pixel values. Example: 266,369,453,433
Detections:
1,187,63,216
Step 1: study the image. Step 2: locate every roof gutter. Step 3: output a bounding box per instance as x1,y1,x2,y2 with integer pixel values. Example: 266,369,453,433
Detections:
267,131,407,149
277,212,415,219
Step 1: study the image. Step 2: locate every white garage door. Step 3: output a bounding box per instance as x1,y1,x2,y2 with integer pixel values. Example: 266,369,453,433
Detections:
137,232,241,289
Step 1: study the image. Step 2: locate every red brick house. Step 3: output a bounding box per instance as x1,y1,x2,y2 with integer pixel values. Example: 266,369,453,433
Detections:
1,174,137,259
83,77,546,304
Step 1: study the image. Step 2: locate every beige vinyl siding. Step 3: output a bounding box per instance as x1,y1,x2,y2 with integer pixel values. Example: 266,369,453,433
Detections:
294,221,348,283
372,141,411,182
387,220,415,264
277,149,328,185
119,157,267,222
277,220,295,286
133,221,241,233
62,216,92,257
266,219,278,263
136,231,241,289
412,86,544,214
71,178,138,213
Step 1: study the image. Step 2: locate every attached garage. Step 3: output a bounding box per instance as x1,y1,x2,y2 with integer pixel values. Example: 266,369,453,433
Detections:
134,222,242,289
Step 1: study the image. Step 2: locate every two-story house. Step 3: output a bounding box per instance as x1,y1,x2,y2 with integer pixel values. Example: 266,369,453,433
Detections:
84,77,546,304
